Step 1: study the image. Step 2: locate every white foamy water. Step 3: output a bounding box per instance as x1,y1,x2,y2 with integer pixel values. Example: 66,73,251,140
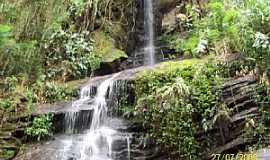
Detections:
78,74,118,160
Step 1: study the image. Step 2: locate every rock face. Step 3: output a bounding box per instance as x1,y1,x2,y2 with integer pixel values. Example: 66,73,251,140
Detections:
162,8,178,33
159,0,179,12
205,75,265,158
159,0,181,32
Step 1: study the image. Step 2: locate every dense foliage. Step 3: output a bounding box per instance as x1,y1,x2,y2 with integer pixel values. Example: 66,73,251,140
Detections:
0,0,135,116
135,59,224,159
43,29,100,80
134,0,270,158
161,0,270,72
26,115,53,141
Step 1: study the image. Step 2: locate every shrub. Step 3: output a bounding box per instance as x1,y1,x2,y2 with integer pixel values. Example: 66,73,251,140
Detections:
25,115,53,141
4,76,18,92
42,82,74,103
43,29,101,80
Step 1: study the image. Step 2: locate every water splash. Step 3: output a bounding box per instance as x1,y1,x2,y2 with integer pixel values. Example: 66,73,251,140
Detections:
144,0,155,66
71,84,96,108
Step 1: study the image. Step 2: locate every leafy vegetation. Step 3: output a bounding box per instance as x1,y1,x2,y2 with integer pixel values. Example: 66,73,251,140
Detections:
134,59,224,159
135,0,270,157
43,29,100,80
26,115,53,141
161,0,270,72
0,0,135,111
0,0,134,81
42,82,76,103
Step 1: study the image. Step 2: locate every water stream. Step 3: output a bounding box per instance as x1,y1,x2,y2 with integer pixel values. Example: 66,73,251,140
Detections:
144,0,155,66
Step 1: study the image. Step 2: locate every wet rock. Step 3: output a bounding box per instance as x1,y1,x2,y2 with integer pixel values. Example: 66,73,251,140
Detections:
55,109,94,134
125,122,144,133
94,58,128,76
159,0,178,13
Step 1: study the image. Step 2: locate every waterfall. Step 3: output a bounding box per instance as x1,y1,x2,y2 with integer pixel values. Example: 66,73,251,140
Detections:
18,69,167,160
144,0,155,66
60,73,132,160
78,74,118,160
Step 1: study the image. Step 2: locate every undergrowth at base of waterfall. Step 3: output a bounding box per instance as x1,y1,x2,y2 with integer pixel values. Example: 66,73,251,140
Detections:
131,59,270,159
134,59,223,159
25,114,53,141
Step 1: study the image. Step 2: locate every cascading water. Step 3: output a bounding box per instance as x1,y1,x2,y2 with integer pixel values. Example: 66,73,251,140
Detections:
90,76,115,131
144,0,155,66
77,74,120,160
39,73,132,160
63,85,96,134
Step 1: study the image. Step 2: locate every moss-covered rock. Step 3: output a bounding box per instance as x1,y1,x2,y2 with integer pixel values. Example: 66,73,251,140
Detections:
137,56,211,76
93,31,128,63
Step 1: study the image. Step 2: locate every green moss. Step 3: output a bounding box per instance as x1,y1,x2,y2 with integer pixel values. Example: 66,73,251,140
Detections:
93,31,127,63
138,56,212,75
